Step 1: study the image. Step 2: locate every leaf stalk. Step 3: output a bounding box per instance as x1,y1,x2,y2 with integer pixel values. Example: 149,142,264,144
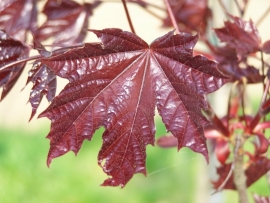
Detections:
163,0,180,34
121,0,136,34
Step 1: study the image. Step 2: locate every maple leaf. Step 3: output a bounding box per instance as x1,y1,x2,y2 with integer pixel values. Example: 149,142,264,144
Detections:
157,125,230,164
214,15,261,55
26,62,56,120
163,0,211,33
0,30,29,100
39,28,227,187
214,46,262,83
213,156,270,190
25,38,56,120
0,0,37,41
34,0,100,46
218,63,262,84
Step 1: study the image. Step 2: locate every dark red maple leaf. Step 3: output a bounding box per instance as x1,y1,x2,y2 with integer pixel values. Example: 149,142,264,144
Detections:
25,38,56,120
214,46,262,83
218,63,262,84
39,28,227,187
214,16,261,55
213,156,270,190
26,62,56,120
262,40,270,54
157,125,230,164
0,0,37,41
163,0,211,33
0,30,29,100
34,0,100,46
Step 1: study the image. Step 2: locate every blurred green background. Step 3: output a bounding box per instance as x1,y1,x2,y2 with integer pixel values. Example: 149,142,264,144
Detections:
0,118,269,203
0,120,206,203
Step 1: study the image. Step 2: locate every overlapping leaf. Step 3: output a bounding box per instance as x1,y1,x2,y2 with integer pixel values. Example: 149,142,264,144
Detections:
213,157,270,189
25,39,56,120
34,0,100,46
214,16,261,55
262,40,270,54
26,62,56,120
0,0,37,41
0,30,29,100
39,28,227,187
163,0,211,33
215,46,262,83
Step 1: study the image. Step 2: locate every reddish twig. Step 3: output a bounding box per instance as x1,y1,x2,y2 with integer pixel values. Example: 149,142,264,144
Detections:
211,159,234,195
240,80,247,127
121,0,136,34
163,0,180,34
261,51,266,90
248,80,270,133
233,0,243,16
217,0,230,19
0,44,84,72
227,81,239,126
0,55,42,72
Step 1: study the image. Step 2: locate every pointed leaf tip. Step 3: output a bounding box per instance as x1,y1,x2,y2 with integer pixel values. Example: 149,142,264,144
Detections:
214,15,261,55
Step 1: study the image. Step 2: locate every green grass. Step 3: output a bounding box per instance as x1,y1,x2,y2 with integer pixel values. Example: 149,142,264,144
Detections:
0,121,202,203
1,119,268,203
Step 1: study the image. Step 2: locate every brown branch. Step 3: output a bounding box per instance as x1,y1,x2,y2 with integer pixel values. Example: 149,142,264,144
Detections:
121,0,136,34
233,134,249,203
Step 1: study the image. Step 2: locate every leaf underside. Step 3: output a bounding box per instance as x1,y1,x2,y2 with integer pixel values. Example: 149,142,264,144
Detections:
0,0,37,41
163,0,210,33
214,15,261,55
39,28,227,187
0,30,29,100
34,0,97,46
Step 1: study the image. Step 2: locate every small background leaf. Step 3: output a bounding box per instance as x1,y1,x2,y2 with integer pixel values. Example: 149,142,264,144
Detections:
0,0,37,41
0,30,29,100
214,16,261,55
34,0,100,46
